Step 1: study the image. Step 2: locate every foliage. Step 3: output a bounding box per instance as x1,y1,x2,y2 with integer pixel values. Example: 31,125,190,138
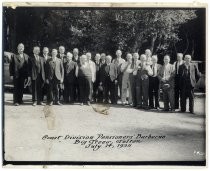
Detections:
4,8,199,60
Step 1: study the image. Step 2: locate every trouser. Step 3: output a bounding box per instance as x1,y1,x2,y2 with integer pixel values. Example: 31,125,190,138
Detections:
129,74,137,106
110,80,117,104
180,87,194,113
121,72,132,103
32,74,43,103
64,81,75,102
174,76,181,109
74,78,80,102
78,76,92,103
149,76,160,108
42,83,49,101
103,77,112,103
59,83,64,101
136,79,149,107
163,88,175,110
48,77,60,103
13,76,25,104
114,73,123,101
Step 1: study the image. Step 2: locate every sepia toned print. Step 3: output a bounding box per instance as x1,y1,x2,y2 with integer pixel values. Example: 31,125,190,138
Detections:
2,2,206,166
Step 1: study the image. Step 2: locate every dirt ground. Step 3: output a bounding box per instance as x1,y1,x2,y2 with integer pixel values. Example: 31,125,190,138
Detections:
4,93,206,162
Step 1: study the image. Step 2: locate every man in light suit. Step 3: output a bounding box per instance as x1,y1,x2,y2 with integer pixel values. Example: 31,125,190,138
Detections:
173,53,184,109
149,55,162,109
158,55,175,111
29,46,45,106
120,53,134,105
178,55,201,113
9,43,30,106
45,49,64,105
86,52,96,102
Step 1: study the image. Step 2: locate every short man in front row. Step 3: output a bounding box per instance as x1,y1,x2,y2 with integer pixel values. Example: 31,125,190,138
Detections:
29,46,45,106
45,49,64,105
9,43,30,106
136,54,153,109
158,55,175,111
149,55,162,109
178,55,201,113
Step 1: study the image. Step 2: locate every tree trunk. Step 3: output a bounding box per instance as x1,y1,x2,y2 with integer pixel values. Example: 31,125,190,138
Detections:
150,33,157,54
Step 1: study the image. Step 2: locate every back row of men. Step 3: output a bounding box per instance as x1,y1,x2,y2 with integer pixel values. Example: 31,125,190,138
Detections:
9,43,201,113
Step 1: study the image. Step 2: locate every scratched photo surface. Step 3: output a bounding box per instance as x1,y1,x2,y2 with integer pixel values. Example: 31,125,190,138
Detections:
3,5,206,164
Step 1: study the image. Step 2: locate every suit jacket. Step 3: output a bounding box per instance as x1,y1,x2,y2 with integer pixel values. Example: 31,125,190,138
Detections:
158,63,175,88
110,58,125,79
29,55,45,81
178,63,201,88
149,63,162,77
46,57,64,81
58,54,67,64
64,61,77,83
9,53,29,79
174,60,184,76
100,64,111,84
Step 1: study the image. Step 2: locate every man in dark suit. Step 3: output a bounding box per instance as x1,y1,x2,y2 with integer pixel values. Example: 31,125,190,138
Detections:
64,52,77,103
178,55,201,113
73,48,80,102
93,53,102,102
9,43,30,106
99,55,113,103
149,55,162,109
45,49,64,105
58,46,66,102
173,53,184,109
41,47,51,102
29,46,45,106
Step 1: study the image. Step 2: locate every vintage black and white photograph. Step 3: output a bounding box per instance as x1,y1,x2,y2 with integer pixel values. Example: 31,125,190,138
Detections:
2,2,206,166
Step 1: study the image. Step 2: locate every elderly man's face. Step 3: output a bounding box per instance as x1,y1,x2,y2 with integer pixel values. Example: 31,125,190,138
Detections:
52,50,58,57
86,53,91,60
59,47,65,54
116,50,122,57
33,47,40,55
18,44,24,53
127,54,133,63
133,53,139,61
145,49,151,57
164,56,170,64
177,53,183,61
152,57,158,64
73,49,79,56
67,53,73,61
95,54,101,61
106,57,112,64
43,48,49,55
80,56,87,64
185,55,191,63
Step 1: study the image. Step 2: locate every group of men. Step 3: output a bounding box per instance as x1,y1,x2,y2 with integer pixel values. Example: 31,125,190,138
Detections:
9,43,201,113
